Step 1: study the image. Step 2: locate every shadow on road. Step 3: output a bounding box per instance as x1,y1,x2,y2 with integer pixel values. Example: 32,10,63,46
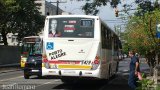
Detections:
99,74,131,90
52,79,109,90
52,75,131,90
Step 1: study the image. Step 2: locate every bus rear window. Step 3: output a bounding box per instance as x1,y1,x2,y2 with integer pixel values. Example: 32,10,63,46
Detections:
48,18,94,38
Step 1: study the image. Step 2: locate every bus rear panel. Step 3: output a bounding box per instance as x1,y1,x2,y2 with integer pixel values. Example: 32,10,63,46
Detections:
42,15,120,80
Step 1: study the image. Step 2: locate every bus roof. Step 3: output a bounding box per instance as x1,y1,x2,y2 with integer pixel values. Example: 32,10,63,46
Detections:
23,36,43,39
46,15,99,19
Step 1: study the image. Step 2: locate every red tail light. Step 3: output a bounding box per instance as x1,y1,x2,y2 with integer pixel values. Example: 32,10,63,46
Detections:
91,56,100,70
94,56,100,64
23,52,28,55
94,59,99,64
42,54,48,62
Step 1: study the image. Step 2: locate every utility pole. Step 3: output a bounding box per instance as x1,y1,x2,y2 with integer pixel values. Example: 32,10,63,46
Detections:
50,0,67,15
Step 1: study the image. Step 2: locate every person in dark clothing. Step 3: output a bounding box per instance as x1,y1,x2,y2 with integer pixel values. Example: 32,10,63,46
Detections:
128,50,140,90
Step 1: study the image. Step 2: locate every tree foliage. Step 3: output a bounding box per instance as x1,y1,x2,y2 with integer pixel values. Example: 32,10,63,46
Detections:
0,0,45,45
122,1,160,75
123,0,160,55
82,0,120,15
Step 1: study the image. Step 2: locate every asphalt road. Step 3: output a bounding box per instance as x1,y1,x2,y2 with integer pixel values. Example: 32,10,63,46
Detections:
0,58,149,90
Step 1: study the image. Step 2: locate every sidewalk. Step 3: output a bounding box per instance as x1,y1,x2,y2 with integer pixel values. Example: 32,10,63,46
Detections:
147,75,160,85
139,58,160,89
99,74,131,90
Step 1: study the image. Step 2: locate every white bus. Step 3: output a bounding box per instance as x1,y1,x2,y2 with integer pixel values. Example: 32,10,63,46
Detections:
42,15,122,82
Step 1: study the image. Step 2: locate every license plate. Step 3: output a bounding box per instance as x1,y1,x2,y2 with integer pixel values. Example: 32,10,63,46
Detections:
31,70,39,72
63,70,75,74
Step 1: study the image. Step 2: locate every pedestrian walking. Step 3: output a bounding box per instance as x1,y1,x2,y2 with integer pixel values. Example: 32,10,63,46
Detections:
128,50,140,90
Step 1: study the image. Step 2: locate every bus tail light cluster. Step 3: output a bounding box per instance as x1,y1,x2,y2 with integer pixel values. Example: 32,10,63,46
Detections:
42,54,57,69
91,56,100,70
42,54,47,61
42,54,47,67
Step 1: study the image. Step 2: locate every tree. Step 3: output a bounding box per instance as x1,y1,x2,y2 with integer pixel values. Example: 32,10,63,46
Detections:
0,0,20,45
0,0,45,45
125,0,160,54
12,0,45,43
82,0,120,15
123,1,160,75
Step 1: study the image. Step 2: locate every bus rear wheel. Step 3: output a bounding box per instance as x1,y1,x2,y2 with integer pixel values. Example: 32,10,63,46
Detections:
61,78,76,83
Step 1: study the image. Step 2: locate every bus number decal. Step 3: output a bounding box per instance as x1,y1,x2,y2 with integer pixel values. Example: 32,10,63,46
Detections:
49,49,66,60
81,60,91,65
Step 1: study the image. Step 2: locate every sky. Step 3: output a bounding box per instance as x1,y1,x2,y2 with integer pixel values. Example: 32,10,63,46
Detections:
47,0,136,31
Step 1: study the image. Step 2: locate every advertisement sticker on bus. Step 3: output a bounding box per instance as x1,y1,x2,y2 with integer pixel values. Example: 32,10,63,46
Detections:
48,49,66,60
69,20,76,24
64,25,76,33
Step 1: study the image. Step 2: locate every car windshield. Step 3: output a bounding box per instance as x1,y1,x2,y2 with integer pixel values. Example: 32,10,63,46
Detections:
27,55,42,62
22,43,42,55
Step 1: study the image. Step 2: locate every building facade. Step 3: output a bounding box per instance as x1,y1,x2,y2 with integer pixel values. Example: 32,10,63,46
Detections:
0,33,19,46
35,0,63,15
0,0,63,46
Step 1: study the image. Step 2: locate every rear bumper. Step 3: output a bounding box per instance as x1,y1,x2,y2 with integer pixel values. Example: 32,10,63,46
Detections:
24,68,42,75
42,67,100,79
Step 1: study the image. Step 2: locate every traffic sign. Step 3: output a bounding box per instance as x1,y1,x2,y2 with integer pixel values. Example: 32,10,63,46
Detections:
156,24,160,38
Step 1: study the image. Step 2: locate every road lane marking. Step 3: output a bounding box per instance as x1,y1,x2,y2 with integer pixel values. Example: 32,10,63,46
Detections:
0,76,23,82
123,69,129,72
125,62,128,63
120,61,129,63
35,81,52,87
53,79,61,82
35,79,61,88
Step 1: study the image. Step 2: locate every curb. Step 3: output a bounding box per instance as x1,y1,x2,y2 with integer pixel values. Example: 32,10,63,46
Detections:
0,63,21,74
0,69,22,74
0,63,20,68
